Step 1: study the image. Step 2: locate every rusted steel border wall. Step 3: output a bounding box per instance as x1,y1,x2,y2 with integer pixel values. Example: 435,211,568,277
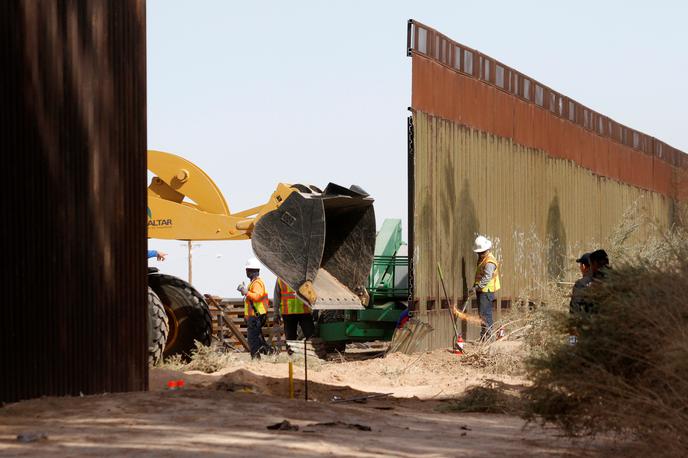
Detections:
408,20,687,200
412,113,674,348
1,1,147,403
407,20,683,349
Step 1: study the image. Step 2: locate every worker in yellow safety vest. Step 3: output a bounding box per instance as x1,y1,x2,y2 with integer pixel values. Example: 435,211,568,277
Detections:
273,278,314,340
471,235,501,340
237,257,270,358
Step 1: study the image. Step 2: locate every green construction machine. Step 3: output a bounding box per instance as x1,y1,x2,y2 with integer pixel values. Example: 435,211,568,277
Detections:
313,218,409,353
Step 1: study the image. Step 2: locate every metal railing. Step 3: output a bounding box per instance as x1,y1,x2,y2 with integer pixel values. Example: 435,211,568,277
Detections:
407,19,687,169
368,255,409,303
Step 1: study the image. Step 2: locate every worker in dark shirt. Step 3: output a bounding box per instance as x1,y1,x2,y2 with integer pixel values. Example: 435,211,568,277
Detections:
577,249,610,315
570,252,593,314
590,249,610,280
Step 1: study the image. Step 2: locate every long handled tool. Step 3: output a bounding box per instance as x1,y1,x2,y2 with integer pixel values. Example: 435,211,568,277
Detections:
460,295,471,313
437,263,460,350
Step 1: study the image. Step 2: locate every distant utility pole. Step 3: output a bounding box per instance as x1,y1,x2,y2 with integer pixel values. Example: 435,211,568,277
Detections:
188,240,193,284
181,241,201,284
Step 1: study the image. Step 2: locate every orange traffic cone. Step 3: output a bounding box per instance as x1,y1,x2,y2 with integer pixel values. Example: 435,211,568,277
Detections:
454,335,465,354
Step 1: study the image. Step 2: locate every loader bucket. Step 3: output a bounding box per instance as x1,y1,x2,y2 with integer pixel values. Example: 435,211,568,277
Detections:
251,184,375,310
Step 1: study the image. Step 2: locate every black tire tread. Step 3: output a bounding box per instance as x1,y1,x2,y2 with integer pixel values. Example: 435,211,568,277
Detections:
148,274,213,359
309,338,346,359
148,287,169,365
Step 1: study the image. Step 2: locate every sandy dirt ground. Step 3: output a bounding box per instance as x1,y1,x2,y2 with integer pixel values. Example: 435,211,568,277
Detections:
0,349,620,457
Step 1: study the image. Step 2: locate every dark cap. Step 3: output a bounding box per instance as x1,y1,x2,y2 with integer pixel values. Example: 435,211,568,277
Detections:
590,249,609,266
575,253,591,266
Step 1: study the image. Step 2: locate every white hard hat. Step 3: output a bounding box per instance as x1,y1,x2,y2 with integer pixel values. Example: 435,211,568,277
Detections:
472,235,492,253
245,257,261,270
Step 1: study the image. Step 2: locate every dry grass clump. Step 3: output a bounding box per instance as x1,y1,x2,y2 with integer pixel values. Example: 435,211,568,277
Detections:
460,338,525,376
511,227,566,306
162,341,238,373
438,380,523,414
524,226,688,457
460,348,522,376
460,289,568,376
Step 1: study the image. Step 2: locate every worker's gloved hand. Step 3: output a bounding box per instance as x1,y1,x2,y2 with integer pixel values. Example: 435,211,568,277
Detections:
237,282,247,296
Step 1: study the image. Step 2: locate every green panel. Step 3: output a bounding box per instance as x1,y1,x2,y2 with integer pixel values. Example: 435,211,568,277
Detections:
318,322,348,341
318,322,388,340
370,219,403,291
357,305,404,322
344,323,386,338
374,219,403,257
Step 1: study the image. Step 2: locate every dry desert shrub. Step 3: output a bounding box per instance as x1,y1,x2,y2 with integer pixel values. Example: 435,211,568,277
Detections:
524,226,688,457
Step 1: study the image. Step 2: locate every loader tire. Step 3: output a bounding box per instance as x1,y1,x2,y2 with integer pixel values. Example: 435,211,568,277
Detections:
148,274,213,359
309,338,329,359
315,311,347,355
309,338,346,359
148,287,169,366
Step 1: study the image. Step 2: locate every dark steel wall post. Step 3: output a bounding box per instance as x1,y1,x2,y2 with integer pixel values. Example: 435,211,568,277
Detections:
1,0,147,403
407,115,415,310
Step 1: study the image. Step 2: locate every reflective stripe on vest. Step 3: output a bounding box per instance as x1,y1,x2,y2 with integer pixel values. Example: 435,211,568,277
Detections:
244,278,269,317
278,279,310,315
474,253,501,293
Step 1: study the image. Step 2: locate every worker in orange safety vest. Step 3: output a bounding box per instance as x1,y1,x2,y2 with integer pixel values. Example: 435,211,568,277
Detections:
237,257,270,358
273,278,314,340
471,235,501,340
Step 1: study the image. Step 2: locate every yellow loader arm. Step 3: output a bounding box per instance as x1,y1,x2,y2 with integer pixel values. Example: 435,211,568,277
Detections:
147,150,376,310
147,150,294,241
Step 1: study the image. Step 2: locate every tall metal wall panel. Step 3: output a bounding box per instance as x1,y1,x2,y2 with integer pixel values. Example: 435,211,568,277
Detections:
1,0,147,403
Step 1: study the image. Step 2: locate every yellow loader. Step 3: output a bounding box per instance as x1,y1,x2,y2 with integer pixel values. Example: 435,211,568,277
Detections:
146,150,376,363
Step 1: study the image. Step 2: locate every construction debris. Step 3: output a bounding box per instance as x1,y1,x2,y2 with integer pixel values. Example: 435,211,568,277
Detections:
215,381,256,393
16,432,48,443
307,421,372,432
330,393,392,403
285,340,320,359
266,420,299,431
388,319,433,354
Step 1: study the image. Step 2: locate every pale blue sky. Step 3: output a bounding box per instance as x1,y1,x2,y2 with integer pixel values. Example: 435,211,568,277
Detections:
147,0,687,296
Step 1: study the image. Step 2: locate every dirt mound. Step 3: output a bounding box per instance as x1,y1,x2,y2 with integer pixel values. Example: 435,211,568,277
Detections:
212,368,375,402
